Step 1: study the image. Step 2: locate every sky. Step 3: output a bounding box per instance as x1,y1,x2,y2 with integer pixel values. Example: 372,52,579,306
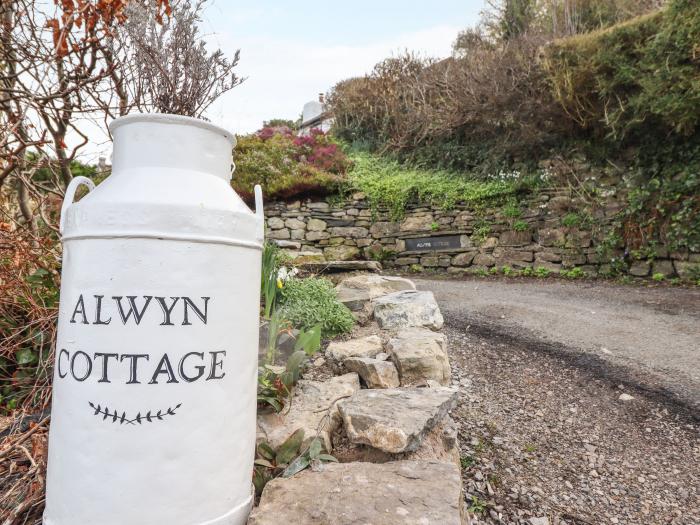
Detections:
80,0,486,162
202,0,487,134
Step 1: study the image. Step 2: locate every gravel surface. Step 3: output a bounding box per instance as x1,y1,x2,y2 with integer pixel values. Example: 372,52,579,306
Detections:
416,277,700,414
416,277,700,525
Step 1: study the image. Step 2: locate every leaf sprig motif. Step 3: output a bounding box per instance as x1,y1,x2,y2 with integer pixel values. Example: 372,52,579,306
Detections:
88,401,182,425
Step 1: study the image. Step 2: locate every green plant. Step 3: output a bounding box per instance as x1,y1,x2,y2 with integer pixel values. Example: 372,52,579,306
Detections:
468,495,486,514
366,245,395,262
503,200,522,219
253,429,337,497
258,322,322,412
347,153,520,220
534,267,551,278
472,223,492,245
562,213,581,228
410,264,424,273
460,455,475,469
561,267,586,279
431,221,440,231
261,242,282,319
280,277,354,337
471,267,489,277
501,265,514,276
652,272,665,282
489,266,500,275
512,219,529,232
685,264,700,282
544,2,700,141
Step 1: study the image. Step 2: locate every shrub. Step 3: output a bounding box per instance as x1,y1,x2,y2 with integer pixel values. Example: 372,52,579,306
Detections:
0,226,59,413
279,277,354,337
233,128,348,201
328,43,569,173
543,1,700,141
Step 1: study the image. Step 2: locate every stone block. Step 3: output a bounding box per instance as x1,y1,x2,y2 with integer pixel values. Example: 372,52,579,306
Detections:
327,226,369,238
373,290,444,331
452,251,476,266
344,357,400,389
267,217,284,230
248,460,463,525
499,230,532,246
338,387,458,453
473,253,496,267
306,218,327,231
305,230,329,241
400,214,434,232
327,335,384,362
324,245,360,261
268,228,290,240
284,218,306,230
370,221,400,237
388,328,451,386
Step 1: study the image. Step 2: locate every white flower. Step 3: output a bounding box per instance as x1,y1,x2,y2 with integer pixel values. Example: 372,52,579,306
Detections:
277,266,298,281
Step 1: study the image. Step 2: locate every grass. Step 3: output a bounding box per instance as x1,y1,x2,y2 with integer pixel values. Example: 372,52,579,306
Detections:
347,152,521,219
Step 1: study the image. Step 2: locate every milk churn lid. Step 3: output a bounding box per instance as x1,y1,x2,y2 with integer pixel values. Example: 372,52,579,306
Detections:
61,114,264,250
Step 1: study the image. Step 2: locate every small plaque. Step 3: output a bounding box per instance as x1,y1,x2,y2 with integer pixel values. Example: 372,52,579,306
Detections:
404,235,462,252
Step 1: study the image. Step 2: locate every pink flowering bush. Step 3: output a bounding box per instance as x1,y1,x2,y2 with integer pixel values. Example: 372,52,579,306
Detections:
233,127,349,201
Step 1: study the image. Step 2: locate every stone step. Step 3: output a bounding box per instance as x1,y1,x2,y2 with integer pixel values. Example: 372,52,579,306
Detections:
338,387,458,454
387,327,451,386
257,373,360,452
248,460,464,525
373,290,444,331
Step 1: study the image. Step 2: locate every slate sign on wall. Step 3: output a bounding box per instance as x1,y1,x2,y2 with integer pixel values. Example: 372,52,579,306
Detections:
404,235,462,252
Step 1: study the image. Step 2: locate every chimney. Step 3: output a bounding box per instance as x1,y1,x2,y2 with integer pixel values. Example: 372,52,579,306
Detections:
318,93,325,104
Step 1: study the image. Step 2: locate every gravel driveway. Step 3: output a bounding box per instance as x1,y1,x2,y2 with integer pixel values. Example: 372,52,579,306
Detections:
414,277,700,525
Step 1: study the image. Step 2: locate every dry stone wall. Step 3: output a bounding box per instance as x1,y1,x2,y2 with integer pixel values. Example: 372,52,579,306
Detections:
264,191,698,278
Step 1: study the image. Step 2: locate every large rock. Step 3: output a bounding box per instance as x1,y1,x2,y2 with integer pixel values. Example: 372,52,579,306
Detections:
338,387,458,453
387,328,451,386
373,290,444,331
257,373,360,452
344,357,400,389
248,460,464,525
326,335,383,362
335,274,416,312
334,416,460,469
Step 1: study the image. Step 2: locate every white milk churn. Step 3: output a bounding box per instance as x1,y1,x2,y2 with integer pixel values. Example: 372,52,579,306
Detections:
44,114,264,525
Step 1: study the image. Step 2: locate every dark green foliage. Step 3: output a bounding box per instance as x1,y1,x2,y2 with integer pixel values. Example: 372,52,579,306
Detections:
543,1,700,141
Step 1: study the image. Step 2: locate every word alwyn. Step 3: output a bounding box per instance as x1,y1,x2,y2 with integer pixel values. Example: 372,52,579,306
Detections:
70,294,210,326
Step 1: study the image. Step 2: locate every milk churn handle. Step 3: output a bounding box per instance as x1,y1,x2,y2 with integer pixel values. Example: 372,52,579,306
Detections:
254,184,264,239
60,176,95,235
